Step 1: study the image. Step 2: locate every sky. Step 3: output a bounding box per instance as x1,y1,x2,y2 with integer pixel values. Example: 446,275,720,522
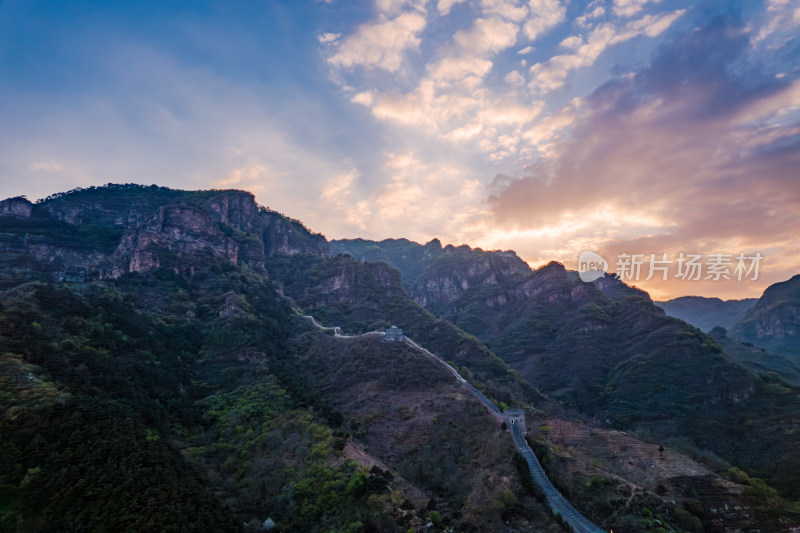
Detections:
1,0,798,299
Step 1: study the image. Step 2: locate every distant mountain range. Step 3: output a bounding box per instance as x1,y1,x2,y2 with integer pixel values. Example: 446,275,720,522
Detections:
2,185,800,531
656,280,800,363
656,296,757,332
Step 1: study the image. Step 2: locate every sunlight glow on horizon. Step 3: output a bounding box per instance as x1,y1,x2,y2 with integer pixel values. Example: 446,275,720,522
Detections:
1,0,797,300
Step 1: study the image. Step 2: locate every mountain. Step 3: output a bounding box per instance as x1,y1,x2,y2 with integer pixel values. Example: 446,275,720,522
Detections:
334,238,800,503
656,294,800,387
656,296,757,332
708,326,800,388
3,185,800,531
730,274,800,360
0,185,553,532
0,185,328,285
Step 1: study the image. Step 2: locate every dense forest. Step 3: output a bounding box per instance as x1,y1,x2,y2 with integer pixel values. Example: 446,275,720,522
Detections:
0,269,412,531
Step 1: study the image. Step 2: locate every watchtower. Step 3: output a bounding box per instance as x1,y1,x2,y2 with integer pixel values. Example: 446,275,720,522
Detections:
382,325,404,342
505,409,526,434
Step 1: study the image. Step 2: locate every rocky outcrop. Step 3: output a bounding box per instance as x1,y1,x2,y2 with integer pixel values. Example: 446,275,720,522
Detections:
108,203,244,277
0,197,33,218
731,274,800,358
282,255,404,307
411,244,531,308
0,185,330,284
261,210,329,257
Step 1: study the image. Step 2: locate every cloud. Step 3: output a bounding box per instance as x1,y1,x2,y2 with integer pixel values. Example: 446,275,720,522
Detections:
31,161,63,172
319,169,370,230
479,101,544,125
369,82,437,126
520,98,582,153
428,56,495,87
575,1,606,27
486,13,800,297
453,17,519,57
613,0,662,18
522,0,566,41
437,0,467,16
216,164,270,188
481,0,529,22
376,0,427,15
444,123,484,141
528,9,685,92
317,32,340,44
338,6,534,151
323,0,563,165
378,83,487,128
559,35,583,50
326,11,427,72
318,152,486,241
351,91,375,106
504,70,525,86
754,0,800,44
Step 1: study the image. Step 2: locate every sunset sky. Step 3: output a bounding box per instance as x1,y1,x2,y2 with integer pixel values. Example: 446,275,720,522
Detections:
1,0,798,299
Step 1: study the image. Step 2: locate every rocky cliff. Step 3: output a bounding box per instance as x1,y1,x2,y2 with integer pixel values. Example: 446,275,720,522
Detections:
333,238,531,308
0,185,329,285
731,274,800,359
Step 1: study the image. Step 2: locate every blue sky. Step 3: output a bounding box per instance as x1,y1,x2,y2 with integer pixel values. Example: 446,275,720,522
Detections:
1,0,798,298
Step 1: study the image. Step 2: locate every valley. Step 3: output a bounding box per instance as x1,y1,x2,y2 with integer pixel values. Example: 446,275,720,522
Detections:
1,185,799,532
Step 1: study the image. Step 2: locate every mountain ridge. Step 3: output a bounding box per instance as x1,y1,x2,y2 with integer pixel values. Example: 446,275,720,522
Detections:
3,184,800,531
0,185,556,531
334,237,800,502
656,295,758,332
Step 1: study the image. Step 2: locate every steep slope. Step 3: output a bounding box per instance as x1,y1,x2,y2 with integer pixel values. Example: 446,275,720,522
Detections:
656,296,757,332
0,185,566,532
334,238,800,499
290,332,551,530
731,274,800,359
709,326,800,388
265,252,535,409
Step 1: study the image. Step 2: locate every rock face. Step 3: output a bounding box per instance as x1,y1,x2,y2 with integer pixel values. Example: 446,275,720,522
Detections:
0,185,329,285
292,255,404,307
0,197,33,218
731,274,800,359
413,244,531,308
332,237,532,310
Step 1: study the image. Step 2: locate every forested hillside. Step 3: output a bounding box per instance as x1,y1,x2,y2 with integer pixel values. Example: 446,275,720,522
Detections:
335,238,800,506
3,185,800,532
0,186,555,532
